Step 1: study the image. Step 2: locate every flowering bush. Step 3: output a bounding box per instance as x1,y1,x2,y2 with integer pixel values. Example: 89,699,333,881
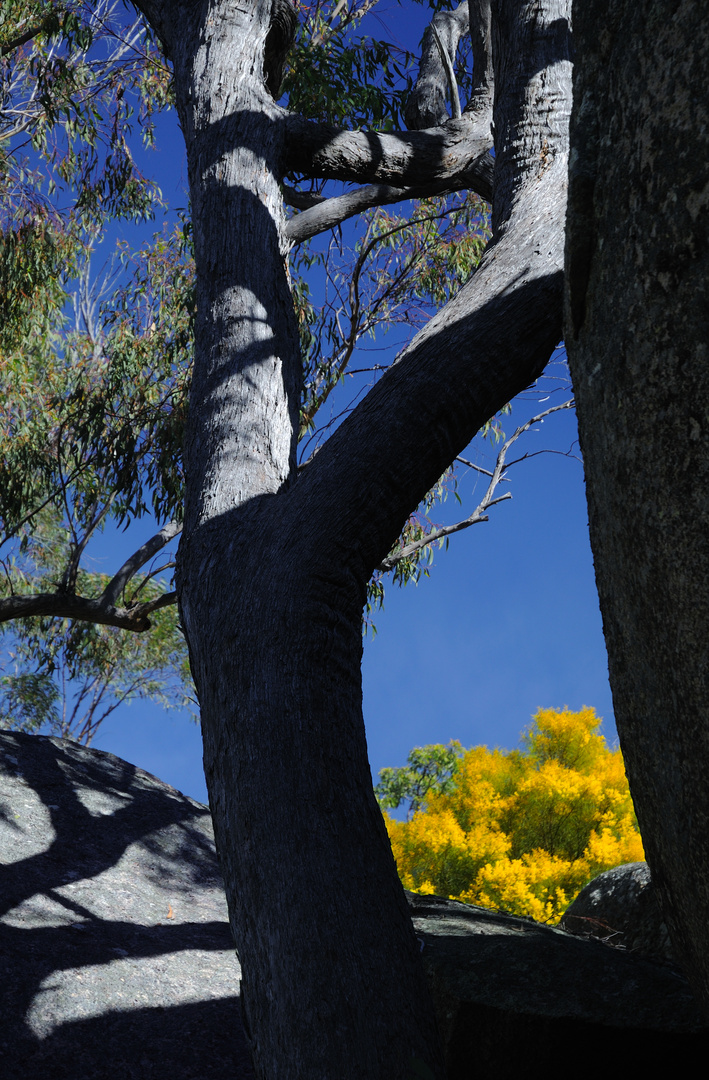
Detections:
381,707,643,923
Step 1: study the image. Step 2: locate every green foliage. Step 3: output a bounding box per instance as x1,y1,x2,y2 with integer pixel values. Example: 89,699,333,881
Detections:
0,2,191,541
375,740,465,819
0,4,193,741
0,670,60,734
0,511,195,744
283,0,415,130
283,0,475,131
1,0,171,230
0,221,193,542
0,0,530,730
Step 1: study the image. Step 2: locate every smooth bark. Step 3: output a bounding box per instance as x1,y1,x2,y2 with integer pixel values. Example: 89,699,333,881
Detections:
283,109,492,187
404,1,472,128
284,156,494,243
565,0,709,1014
132,0,571,1075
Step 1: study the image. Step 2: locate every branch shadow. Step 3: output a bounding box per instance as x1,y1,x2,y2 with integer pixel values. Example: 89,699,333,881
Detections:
0,731,254,1079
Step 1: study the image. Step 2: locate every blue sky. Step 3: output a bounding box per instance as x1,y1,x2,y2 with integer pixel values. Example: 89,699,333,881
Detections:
88,380,615,807
15,3,616,806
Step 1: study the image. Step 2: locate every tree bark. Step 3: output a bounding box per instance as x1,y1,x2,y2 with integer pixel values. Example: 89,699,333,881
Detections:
565,0,709,1015
132,0,572,1075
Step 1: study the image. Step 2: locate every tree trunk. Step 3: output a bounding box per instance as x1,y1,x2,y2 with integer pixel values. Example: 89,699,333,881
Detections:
566,0,709,1014
133,0,572,1075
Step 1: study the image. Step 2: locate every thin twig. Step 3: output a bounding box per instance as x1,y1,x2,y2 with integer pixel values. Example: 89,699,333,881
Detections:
378,400,574,571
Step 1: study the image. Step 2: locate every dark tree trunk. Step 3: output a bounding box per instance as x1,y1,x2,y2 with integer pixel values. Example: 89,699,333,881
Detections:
566,0,709,1015
132,0,572,1075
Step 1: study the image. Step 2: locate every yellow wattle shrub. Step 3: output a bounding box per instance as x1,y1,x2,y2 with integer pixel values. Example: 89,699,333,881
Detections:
383,707,644,924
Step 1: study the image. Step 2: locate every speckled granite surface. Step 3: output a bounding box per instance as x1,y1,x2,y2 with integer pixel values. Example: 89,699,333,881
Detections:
0,731,254,1080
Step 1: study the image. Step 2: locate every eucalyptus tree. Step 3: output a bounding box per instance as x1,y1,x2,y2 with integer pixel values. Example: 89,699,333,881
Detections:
3,1,708,1074
0,0,553,746
565,0,709,1019
119,0,572,1076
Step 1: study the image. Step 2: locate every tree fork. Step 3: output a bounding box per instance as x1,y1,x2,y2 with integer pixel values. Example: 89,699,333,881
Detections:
133,0,572,1075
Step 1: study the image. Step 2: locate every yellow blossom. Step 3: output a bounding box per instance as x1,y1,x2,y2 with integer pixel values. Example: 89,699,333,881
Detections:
382,707,644,924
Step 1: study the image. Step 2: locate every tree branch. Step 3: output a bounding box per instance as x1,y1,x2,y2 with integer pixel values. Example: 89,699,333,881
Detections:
102,520,182,607
285,154,493,243
377,401,574,571
283,110,493,190
431,24,462,121
404,2,471,129
0,522,182,632
282,183,328,210
0,12,59,56
0,589,176,632
282,1,491,228
285,0,572,582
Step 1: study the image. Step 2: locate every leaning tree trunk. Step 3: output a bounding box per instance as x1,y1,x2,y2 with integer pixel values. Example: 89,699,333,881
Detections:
566,0,709,1013
134,0,571,1075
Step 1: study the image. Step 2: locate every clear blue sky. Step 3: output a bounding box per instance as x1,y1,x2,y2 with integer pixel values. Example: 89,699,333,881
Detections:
74,4,615,804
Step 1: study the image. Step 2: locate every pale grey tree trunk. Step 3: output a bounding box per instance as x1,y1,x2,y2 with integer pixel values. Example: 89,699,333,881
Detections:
132,0,571,1075
566,0,709,1015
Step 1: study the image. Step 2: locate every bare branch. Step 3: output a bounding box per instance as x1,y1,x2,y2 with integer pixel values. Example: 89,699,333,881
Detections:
59,498,115,595
283,110,493,191
101,520,182,607
405,3,471,130
431,24,462,120
456,455,509,479
282,184,328,210
0,589,177,632
285,155,493,243
0,521,182,631
377,401,574,572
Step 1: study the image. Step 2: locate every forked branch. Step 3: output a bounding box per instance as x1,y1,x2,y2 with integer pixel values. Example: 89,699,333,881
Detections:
377,401,575,572
283,1,492,240
0,521,182,631
285,154,493,243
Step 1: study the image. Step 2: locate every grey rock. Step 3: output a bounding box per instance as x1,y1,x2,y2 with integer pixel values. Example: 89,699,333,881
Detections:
1,732,706,1080
411,892,706,1076
561,861,674,964
0,731,253,1080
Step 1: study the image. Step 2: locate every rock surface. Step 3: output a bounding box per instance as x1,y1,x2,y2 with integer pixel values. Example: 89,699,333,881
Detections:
0,731,253,1080
561,860,674,964
1,732,706,1079
410,892,705,1075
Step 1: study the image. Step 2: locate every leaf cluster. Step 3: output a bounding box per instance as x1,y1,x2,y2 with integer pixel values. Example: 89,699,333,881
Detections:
0,220,194,546
283,0,475,132
283,0,414,130
1,0,171,229
375,739,465,818
380,708,644,923
0,510,194,745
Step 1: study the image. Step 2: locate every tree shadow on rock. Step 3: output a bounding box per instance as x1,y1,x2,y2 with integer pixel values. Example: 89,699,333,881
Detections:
0,732,254,1079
